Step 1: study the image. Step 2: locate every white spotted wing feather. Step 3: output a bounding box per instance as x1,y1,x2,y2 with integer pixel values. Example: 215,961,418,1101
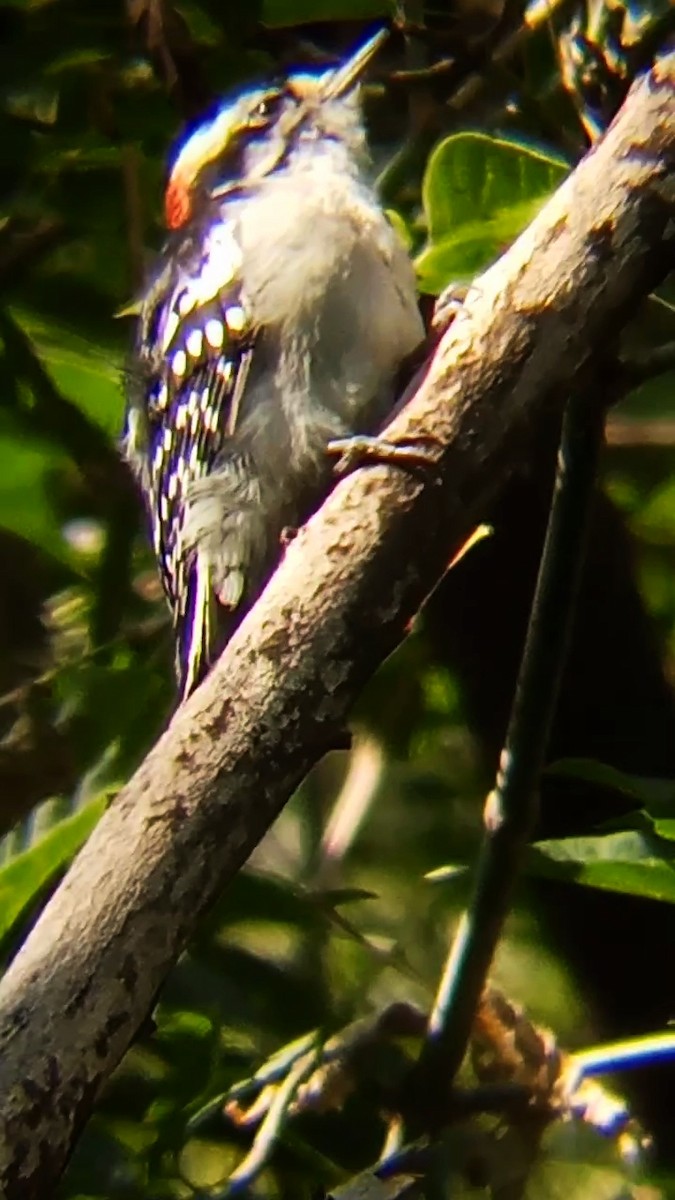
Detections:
124,214,252,698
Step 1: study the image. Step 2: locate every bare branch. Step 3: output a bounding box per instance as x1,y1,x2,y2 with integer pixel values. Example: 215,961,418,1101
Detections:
0,52,673,1200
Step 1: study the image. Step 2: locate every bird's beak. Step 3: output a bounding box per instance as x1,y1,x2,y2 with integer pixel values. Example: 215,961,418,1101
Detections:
321,28,388,101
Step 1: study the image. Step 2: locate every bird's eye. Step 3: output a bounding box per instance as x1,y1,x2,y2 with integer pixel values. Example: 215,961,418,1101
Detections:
252,92,282,122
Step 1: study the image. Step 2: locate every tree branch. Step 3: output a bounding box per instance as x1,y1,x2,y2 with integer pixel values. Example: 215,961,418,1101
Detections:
0,52,673,1200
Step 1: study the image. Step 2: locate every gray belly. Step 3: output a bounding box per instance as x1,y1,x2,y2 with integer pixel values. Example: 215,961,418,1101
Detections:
183,172,424,611
238,243,424,494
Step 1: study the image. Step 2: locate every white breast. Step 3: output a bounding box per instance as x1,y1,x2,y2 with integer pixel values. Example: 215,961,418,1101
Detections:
234,153,424,425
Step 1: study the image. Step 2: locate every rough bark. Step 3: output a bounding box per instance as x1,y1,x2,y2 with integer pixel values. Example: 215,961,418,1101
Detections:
0,54,673,1199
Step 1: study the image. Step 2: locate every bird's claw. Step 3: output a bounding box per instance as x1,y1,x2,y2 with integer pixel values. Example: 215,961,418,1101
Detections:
327,434,441,480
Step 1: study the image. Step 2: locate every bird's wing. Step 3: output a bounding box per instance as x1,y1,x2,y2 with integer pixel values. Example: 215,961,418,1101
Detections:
125,214,256,698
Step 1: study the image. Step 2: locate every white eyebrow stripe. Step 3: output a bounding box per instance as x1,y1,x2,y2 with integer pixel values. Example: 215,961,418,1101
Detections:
168,85,272,188
170,105,237,186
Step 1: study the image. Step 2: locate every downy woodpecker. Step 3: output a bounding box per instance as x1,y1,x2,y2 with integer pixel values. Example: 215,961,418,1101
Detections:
123,30,424,698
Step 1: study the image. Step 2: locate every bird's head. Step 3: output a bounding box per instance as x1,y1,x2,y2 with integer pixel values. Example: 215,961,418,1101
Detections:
164,28,387,231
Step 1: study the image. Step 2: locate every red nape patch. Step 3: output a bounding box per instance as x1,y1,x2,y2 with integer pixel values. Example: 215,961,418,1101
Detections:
165,178,191,229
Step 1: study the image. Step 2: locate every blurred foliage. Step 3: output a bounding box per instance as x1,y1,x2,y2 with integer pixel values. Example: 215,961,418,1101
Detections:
0,0,674,1197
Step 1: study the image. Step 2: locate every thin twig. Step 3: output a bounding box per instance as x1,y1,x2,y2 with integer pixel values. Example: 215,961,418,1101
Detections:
606,417,675,447
562,1030,675,1100
619,340,675,388
412,384,606,1111
320,736,384,870
220,1047,319,1196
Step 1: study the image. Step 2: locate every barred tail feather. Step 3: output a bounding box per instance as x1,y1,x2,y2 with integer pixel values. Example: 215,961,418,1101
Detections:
177,552,215,700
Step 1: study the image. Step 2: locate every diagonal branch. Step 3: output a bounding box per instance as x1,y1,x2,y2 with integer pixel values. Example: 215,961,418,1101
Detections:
0,51,673,1200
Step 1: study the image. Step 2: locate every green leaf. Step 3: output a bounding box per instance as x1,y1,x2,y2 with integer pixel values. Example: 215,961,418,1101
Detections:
547,758,675,828
262,0,391,24
417,133,568,293
311,887,378,907
0,426,72,564
523,1117,656,1200
10,306,124,438
526,1157,642,1200
0,795,109,942
547,756,658,799
172,1,229,45
424,863,468,883
652,819,675,841
385,207,413,251
529,830,675,904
